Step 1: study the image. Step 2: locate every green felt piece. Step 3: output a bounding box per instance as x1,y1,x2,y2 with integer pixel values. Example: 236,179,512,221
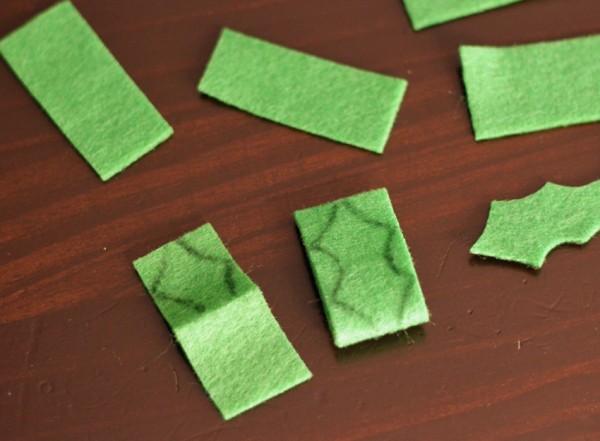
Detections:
471,180,600,269
403,0,523,30
460,35,600,141
0,1,173,181
198,28,407,154
295,188,429,348
133,224,311,420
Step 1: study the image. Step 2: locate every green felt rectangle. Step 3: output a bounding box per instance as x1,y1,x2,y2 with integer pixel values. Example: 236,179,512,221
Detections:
198,28,407,154
403,0,523,30
133,224,311,420
294,188,429,348
0,1,173,181
460,35,600,141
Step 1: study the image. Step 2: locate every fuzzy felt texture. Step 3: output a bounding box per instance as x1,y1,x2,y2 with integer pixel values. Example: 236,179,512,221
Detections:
460,35,600,141
295,188,429,348
403,0,523,30
471,180,600,269
198,28,407,154
0,1,173,181
133,224,312,420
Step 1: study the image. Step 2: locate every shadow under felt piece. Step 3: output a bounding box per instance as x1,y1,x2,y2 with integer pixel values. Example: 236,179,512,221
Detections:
198,28,407,154
402,0,523,31
0,1,173,181
133,224,312,420
460,34,600,141
294,188,429,348
471,180,600,269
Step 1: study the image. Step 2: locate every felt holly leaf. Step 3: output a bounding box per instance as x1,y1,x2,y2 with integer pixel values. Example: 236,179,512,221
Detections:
471,180,600,269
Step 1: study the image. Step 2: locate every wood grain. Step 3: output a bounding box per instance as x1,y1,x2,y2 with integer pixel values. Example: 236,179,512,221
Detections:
0,1,599,440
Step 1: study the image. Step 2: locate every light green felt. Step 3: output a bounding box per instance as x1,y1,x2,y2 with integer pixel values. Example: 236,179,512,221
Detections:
0,1,173,181
133,224,311,420
295,188,429,348
471,180,600,269
198,28,407,154
460,35,600,141
403,0,523,30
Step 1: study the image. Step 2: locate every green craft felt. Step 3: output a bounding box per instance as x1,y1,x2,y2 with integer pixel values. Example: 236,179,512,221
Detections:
198,28,407,154
294,188,429,348
133,224,311,420
471,180,600,269
0,1,173,181
402,0,523,30
460,35,600,141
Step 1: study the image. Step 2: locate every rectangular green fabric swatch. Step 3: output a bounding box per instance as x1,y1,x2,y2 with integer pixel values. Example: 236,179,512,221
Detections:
460,35,600,141
133,224,311,420
294,188,429,348
403,0,523,30
0,1,173,181
198,28,407,154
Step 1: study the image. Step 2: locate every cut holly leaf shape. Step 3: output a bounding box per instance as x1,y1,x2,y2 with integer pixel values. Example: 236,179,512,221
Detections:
471,180,600,269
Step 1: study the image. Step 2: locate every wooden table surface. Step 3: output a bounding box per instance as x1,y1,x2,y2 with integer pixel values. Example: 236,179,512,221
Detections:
1,1,599,440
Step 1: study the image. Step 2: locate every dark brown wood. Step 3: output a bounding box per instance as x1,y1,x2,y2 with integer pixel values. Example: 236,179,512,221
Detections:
1,1,599,439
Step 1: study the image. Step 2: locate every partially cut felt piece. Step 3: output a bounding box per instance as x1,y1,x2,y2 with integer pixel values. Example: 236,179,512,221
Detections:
133,224,311,420
471,180,600,269
295,188,429,348
460,35,600,141
0,1,173,181
198,28,407,154
403,0,523,30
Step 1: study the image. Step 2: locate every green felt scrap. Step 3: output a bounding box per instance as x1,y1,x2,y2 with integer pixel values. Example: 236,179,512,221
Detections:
295,188,429,348
198,28,407,154
133,224,311,420
403,0,523,30
460,35,600,141
471,180,600,269
0,1,173,181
